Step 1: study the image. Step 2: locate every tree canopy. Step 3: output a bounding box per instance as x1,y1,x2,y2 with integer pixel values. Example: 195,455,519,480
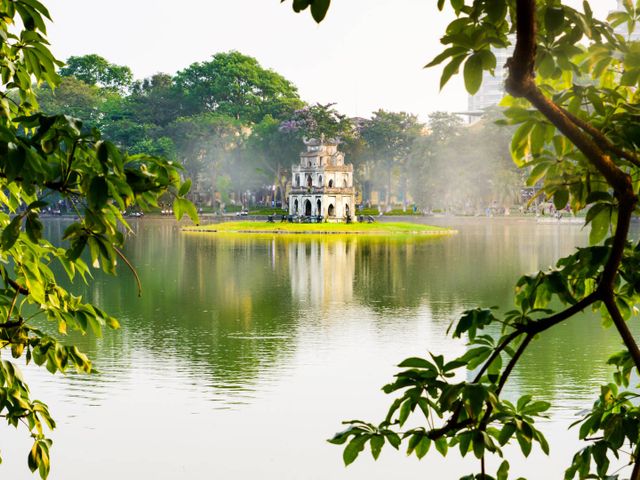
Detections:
285,0,640,479
59,54,133,92
42,59,520,214
174,51,304,123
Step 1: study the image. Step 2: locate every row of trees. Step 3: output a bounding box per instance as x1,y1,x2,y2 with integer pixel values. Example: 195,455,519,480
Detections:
38,52,522,212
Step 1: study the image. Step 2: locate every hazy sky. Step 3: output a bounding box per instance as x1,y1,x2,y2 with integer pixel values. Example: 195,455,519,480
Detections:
45,1,614,121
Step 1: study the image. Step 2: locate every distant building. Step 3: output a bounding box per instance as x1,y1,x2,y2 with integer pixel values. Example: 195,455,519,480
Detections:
465,1,635,120
467,42,515,116
289,137,355,222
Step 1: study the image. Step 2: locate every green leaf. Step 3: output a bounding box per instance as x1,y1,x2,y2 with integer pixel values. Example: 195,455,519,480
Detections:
498,423,516,446
310,0,330,23
434,437,448,456
589,206,611,245
398,399,412,426
87,176,109,210
328,426,353,445
385,431,401,449
472,431,485,459
463,53,484,95
497,460,510,480
425,46,467,68
343,436,366,466
398,357,434,369
25,212,43,243
96,140,109,165
458,432,472,456
553,187,569,210
178,178,192,197
485,1,506,22
440,55,466,90
415,436,431,459
2,216,22,250
516,431,532,457
173,198,199,224
370,435,384,460
545,6,565,33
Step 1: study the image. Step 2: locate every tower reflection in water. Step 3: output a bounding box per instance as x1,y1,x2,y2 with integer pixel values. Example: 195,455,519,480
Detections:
288,238,356,307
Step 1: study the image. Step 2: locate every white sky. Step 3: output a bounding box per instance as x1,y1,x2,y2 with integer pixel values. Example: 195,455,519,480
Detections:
44,0,614,121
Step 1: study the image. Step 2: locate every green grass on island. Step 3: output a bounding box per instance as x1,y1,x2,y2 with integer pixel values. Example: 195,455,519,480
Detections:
182,220,455,236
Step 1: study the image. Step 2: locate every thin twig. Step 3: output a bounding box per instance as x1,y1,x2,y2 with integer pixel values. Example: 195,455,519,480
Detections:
114,247,142,297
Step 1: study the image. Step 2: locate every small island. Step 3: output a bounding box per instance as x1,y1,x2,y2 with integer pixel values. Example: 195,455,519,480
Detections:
182,221,456,236
183,138,455,237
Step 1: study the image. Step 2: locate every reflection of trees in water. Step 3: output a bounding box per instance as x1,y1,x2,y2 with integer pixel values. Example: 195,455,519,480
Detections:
41,218,617,408
499,313,622,413
46,220,299,401
444,219,622,407
353,238,429,311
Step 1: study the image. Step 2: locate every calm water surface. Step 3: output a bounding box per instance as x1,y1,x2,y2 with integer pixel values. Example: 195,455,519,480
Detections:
0,217,634,479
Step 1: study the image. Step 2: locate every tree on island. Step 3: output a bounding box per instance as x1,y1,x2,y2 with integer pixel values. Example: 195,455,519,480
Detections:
360,110,424,209
286,0,640,478
0,2,196,478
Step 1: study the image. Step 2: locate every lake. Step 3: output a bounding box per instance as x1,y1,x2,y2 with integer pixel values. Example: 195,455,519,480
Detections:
0,217,631,479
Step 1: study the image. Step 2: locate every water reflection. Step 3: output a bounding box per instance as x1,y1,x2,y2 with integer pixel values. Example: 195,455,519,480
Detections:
41,219,620,407
289,238,356,306
4,218,633,479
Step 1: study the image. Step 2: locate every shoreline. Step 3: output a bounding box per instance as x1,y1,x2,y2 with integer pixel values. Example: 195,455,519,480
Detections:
182,227,458,236
181,221,457,236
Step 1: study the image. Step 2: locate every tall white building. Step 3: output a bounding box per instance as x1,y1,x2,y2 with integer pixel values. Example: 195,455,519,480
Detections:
468,1,637,115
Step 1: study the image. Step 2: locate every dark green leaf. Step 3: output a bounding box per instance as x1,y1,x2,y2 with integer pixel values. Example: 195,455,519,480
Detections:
545,6,565,33
310,0,330,23
2,216,22,250
463,53,484,95
88,176,109,210
343,436,366,466
370,435,384,460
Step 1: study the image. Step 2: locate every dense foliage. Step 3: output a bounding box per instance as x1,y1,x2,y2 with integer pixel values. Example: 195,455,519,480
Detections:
0,1,195,477
286,0,640,479
39,53,520,213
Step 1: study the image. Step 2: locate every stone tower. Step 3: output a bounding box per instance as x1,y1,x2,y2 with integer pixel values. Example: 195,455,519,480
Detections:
289,137,355,222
